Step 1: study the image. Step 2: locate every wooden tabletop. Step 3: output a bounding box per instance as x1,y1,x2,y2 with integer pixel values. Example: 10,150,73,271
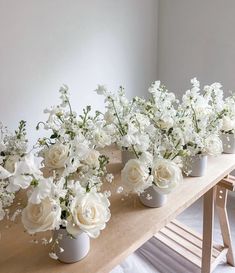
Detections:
1,151,235,273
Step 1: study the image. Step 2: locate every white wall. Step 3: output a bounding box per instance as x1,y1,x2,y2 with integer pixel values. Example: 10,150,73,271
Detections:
157,0,235,97
0,0,158,143
157,1,235,182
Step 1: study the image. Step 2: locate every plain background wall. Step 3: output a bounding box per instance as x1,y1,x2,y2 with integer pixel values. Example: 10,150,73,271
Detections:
2,0,235,143
0,0,158,143
157,0,235,97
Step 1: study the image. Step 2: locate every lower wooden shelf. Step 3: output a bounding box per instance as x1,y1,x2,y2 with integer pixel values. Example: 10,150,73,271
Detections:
154,219,228,271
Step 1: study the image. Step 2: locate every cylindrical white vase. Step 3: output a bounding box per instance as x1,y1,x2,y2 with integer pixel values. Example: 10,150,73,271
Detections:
53,228,90,263
187,155,208,177
221,133,235,154
139,185,168,208
121,150,136,166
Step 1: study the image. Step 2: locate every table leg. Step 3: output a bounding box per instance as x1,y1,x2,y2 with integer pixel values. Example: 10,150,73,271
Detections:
216,185,235,266
201,187,215,273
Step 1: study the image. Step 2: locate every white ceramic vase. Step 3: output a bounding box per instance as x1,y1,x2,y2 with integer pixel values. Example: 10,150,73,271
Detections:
53,228,90,263
187,155,208,177
139,185,168,208
121,150,136,166
221,133,235,154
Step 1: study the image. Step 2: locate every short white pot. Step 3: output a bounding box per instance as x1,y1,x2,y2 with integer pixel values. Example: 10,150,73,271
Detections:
139,185,168,208
187,155,208,177
221,133,235,154
121,150,136,166
53,228,90,263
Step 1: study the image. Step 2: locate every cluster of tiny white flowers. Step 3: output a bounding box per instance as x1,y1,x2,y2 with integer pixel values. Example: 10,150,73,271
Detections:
106,173,114,183
0,180,15,220
95,86,153,159
0,121,29,221
177,78,227,156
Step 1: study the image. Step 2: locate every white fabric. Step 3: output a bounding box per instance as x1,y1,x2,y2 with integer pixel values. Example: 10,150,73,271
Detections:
112,253,157,273
111,194,235,273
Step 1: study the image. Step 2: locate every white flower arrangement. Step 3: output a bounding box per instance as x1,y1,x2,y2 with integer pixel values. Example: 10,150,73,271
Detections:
96,82,184,195
31,87,111,250
120,81,184,195
0,121,28,220
1,86,113,260
221,93,235,134
95,85,151,158
177,78,223,157
100,78,231,194
143,81,187,161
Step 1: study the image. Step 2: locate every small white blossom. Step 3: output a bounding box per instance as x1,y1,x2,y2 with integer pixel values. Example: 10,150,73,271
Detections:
116,186,124,194
94,85,108,95
106,173,114,183
104,190,111,198
146,194,152,200
49,252,58,260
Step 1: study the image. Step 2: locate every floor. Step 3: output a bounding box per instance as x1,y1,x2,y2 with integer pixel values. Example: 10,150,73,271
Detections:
111,193,235,273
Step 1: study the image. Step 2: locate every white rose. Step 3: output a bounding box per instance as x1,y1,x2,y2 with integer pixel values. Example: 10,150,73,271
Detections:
152,159,183,194
121,159,152,194
67,192,111,238
44,143,69,169
22,197,61,234
4,155,21,173
83,149,100,168
204,135,223,156
222,116,235,132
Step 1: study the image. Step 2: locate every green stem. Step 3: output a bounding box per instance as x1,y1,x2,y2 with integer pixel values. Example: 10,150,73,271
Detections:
131,144,139,159
191,104,200,133
110,99,139,159
111,99,125,135
36,121,46,130
113,123,125,136
65,95,73,120
171,151,180,160
82,110,88,128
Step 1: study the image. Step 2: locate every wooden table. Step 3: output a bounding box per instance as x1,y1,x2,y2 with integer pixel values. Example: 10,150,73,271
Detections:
1,151,235,273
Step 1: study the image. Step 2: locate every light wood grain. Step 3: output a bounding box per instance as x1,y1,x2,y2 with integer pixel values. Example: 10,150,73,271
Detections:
216,185,235,266
169,220,221,257
202,187,215,273
154,219,227,269
1,153,235,273
219,175,235,191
